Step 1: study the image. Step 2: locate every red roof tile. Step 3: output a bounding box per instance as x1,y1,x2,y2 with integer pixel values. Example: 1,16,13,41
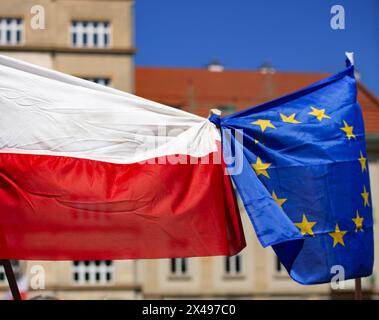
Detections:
136,67,379,134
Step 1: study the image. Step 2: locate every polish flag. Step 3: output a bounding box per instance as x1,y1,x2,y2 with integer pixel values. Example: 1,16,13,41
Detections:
0,55,245,260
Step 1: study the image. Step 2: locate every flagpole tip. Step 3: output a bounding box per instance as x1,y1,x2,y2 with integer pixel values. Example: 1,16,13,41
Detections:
345,52,354,66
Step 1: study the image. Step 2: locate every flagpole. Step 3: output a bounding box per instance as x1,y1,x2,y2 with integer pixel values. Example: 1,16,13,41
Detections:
354,278,362,300
0,260,21,300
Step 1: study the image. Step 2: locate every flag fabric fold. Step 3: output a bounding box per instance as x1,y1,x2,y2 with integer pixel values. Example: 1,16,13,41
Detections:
0,55,246,260
213,56,374,284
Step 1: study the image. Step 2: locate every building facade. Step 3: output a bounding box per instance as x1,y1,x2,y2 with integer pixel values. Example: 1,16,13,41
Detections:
0,0,134,92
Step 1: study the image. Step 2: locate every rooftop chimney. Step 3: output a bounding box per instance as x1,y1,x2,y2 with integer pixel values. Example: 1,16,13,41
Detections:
259,62,276,74
207,60,224,72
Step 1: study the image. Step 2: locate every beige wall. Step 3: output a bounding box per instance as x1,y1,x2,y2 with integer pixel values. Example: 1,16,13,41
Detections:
0,52,133,93
0,51,53,68
0,0,134,92
0,0,133,49
53,53,133,91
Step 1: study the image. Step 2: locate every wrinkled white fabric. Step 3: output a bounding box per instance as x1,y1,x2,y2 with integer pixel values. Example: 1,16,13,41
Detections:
0,55,219,163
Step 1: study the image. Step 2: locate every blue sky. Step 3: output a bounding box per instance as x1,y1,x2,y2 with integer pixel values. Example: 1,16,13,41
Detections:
135,0,379,97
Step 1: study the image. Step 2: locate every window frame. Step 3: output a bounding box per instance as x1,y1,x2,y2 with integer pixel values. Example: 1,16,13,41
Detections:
223,254,244,279
0,17,24,46
70,20,112,49
72,260,114,286
168,258,191,280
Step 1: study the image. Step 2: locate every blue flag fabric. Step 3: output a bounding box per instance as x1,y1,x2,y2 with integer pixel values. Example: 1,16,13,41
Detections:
211,58,374,284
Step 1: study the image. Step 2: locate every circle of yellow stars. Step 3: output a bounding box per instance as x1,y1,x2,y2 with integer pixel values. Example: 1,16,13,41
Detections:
249,105,370,248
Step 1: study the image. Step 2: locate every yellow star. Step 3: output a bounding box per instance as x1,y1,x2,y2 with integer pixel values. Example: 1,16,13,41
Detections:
352,210,364,232
272,191,287,208
294,214,317,236
280,113,301,124
328,224,347,247
251,157,272,178
340,120,356,140
251,119,276,132
308,106,331,121
361,185,370,207
358,151,367,172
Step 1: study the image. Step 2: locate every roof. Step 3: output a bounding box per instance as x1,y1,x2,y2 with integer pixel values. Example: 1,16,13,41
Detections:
135,67,379,134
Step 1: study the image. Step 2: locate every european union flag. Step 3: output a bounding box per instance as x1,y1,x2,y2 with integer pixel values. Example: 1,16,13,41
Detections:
211,54,374,284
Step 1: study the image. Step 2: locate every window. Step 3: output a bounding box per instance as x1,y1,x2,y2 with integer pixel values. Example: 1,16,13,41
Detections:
83,77,111,87
72,260,113,285
0,261,21,282
0,18,23,45
70,21,111,48
170,258,188,276
224,254,242,276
